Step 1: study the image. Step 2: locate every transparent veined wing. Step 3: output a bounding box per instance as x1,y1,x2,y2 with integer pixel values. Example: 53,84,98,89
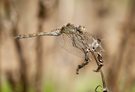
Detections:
55,34,84,57
55,31,103,58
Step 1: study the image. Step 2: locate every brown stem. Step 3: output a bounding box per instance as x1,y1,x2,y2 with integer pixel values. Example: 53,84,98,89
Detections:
91,52,108,92
35,1,45,92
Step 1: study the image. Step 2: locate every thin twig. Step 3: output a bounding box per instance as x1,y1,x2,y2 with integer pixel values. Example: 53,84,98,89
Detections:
91,52,108,92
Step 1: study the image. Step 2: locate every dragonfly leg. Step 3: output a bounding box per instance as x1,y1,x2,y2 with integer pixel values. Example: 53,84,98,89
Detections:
76,51,90,74
94,63,103,72
94,53,104,72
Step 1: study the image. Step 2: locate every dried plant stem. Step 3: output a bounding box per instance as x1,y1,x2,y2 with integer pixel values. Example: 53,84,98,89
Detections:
91,52,108,92
100,70,107,92
2,0,29,92
35,1,45,92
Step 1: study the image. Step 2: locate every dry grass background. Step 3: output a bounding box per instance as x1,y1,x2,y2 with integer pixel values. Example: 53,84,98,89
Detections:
0,0,135,92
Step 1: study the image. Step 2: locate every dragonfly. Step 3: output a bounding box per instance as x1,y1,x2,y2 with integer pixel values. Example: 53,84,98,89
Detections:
15,23,104,74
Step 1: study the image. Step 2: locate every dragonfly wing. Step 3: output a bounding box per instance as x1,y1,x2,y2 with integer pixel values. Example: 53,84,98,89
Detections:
55,34,84,58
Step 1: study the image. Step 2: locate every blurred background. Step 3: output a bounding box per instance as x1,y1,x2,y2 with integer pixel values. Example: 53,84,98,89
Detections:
0,0,135,92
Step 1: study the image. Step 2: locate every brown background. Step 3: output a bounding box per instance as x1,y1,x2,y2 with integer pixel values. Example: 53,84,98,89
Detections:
0,0,135,92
